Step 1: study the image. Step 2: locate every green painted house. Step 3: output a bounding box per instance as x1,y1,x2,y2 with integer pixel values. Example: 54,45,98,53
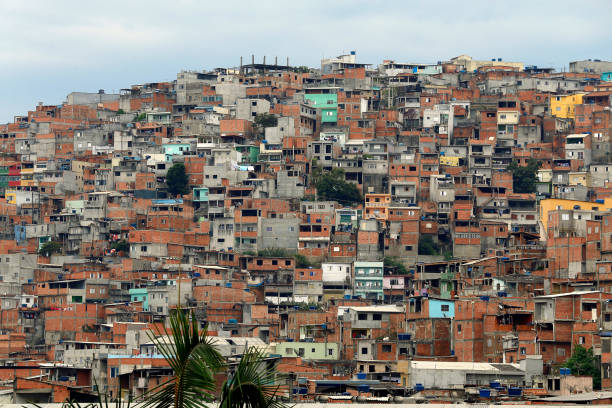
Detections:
305,93,338,123
129,288,149,311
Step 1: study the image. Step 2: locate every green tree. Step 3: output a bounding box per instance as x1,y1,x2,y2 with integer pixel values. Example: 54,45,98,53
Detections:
110,240,129,253
418,236,440,255
135,112,147,122
254,113,278,129
315,168,362,205
166,163,189,197
384,257,408,274
291,66,310,73
563,345,601,389
294,253,311,268
507,159,540,194
116,108,126,115
39,241,62,256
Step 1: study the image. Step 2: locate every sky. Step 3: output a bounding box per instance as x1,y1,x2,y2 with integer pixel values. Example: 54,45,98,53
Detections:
1,0,611,123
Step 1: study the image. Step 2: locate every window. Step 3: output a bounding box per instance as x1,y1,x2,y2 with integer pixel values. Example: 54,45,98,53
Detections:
441,304,450,312
358,313,367,320
520,347,526,355
361,347,368,355
372,313,382,321
457,324,462,333
579,336,585,345
328,348,333,356
382,344,392,352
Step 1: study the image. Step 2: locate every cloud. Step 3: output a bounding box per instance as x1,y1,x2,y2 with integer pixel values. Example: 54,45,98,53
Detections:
0,0,611,121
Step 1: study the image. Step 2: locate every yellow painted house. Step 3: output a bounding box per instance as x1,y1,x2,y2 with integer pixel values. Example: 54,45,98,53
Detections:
568,172,590,187
539,198,612,234
549,94,584,119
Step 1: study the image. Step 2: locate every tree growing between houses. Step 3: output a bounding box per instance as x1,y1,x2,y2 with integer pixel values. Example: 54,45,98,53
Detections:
39,241,62,256
563,345,601,389
383,256,408,274
314,167,362,205
254,113,278,131
110,240,129,253
418,235,440,255
507,159,540,194
166,163,190,197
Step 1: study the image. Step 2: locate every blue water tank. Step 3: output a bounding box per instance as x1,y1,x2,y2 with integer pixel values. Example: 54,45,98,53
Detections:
226,282,232,288
480,296,490,302
357,373,367,380
508,387,522,396
398,334,411,341
479,389,491,398
414,384,424,392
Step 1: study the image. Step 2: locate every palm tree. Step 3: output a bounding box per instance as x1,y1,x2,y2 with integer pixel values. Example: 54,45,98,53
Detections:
142,308,224,408
219,346,286,408
143,308,287,408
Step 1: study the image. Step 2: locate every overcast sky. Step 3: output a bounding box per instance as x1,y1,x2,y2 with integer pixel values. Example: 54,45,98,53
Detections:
1,0,611,123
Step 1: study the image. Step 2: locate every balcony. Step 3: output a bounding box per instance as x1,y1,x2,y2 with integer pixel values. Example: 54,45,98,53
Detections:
502,335,519,350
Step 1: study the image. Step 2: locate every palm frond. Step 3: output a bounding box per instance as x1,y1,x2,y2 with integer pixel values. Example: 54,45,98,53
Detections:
220,346,287,408
141,307,224,408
